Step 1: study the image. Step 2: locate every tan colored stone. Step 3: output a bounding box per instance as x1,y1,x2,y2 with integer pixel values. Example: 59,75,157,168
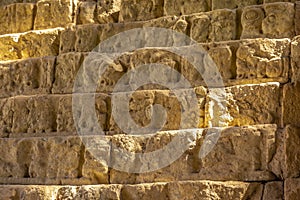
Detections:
284,125,300,178
77,1,97,24
168,181,263,200
59,26,76,53
285,179,300,200
119,0,164,22
96,0,121,24
164,0,210,16
262,2,295,38
121,183,168,200
189,9,236,43
34,0,73,30
206,83,281,127
212,0,259,10
110,125,276,183
0,0,37,6
0,186,46,200
236,38,290,80
241,6,265,39
262,182,283,200
282,84,300,126
291,36,300,84
0,29,62,61
295,2,300,35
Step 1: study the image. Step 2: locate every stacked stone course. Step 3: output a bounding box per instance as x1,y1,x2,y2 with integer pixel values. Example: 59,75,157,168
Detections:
0,0,300,199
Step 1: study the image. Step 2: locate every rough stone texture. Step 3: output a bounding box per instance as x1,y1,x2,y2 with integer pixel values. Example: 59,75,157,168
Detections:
189,9,236,42
262,181,283,200
241,2,295,39
34,0,73,30
236,38,290,81
282,84,300,126
283,125,300,178
212,0,259,10
164,0,210,16
119,0,164,22
206,83,281,127
0,28,62,61
285,179,300,200
291,36,300,84
0,57,55,98
295,2,300,36
0,98,13,135
0,3,35,35
110,125,276,183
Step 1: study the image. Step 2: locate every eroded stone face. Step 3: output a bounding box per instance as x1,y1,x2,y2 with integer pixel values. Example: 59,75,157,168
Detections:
285,179,300,200
164,0,210,16
212,0,259,10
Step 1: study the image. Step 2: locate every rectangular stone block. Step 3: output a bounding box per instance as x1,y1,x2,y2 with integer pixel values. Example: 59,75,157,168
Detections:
0,0,37,6
108,88,206,133
0,98,13,134
236,38,289,81
164,0,210,16
110,125,276,183
241,3,295,39
96,0,121,24
189,9,236,43
291,36,300,84
212,0,259,10
0,28,62,61
282,84,300,126
0,57,55,98
262,182,283,200
119,0,164,22
285,178,300,200
295,2,300,35
206,83,281,127
34,0,73,30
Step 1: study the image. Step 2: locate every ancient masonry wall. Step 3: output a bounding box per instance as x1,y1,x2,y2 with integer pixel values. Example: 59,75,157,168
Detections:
0,0,300,199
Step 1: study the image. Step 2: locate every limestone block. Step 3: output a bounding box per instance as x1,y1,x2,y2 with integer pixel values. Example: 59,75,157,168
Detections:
264,0,296,3
121,183,168,200
77,1,97,24
12,96,58,134
0,186,46,200
0,0,37,6
0,29,62,61
59,26,76,53
0,57,55,98
241,6,265,39
0,98,13,134
262,182,283,200
96,0,121,23
283,126,300,178
109,89,206,133
212,0,259,10
119,0,164,22
282,84,300,126
110,125,276,183
291,36,300,83
241,2,295,39
81,137,111,184
190,9,236,43
167,181,263,200
52,53,85,94
236,38,290,80
285,179,300,200
34,0,73,30
164,0,210,16
262,2,295,38
206,83,281,127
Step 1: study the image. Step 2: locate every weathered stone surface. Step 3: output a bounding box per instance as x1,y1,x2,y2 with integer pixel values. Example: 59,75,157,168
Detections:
0,57,55,98
262,182,283,200
283,125,300,178
291,36,300,84
110,125,276,183
189,9,236,43
119,0,164,22
282,84,300,126
34,0,73,30
0,98,13,134
164,0,210,16
295,2,300,36
241,2,295,39
236,38,289,81
167,181,263,200
109,89,206,133
121,183,168,200
212,0,259,10
0,28,62,61
96,0,121,24
0,0,37,6
285,179,300,200
0,3,35,35
0,136,82,179
206,83,281,127
76,1,97,24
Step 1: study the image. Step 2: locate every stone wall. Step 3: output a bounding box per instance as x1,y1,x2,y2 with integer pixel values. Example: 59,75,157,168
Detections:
0,0,300,199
